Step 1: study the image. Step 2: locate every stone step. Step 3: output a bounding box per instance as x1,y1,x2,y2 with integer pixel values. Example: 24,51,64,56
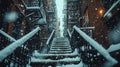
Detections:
51,45,70,47
50,48,71,50
51,44,70,46
51,46,71,49
33,53,78,57
51,46,71,48
50,49,71,51
49,51,72,54
31,57,81,64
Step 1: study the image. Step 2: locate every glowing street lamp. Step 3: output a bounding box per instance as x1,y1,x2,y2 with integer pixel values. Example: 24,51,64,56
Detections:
99,9,104,16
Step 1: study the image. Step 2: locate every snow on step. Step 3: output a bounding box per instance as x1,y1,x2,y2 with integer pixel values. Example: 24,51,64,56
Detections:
30,49,80,66
51,49,71,51
49,37,72,54
32,49,78,57
31,56,81,63
49,51,72,54
30,38,79,66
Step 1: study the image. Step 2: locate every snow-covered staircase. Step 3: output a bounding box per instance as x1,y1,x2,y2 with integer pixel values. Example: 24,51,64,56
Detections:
49,37,72,54
30,37,81,67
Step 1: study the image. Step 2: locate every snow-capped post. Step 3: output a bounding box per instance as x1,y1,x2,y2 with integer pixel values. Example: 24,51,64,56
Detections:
0,27,40,62
73,25,118,66
0,30,16,42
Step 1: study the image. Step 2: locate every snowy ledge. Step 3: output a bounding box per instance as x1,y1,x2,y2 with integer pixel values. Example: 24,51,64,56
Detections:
26,7,40,10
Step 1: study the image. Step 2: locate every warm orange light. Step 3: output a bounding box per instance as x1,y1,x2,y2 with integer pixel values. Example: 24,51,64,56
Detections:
99,9,103,14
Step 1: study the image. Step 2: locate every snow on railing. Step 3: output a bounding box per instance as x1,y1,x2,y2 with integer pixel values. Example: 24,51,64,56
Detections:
107,43,120,52
104,0,120,17
46,30,55,45
79,27,95,30
67,29,71,38
26,7,40,10
0,30,16,42
73,26,118,66
25,12,35,18
0,27,40,62
31,18,39,23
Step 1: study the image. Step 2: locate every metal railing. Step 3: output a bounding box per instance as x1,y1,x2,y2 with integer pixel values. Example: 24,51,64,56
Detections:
67,29,71,40
40,30,55,54
104,0,120,17
46,30,55,45
70,25,118,67
0,27,40,62
0,30,16,42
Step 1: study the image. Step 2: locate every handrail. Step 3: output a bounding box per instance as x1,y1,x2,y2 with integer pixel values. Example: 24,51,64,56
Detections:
31,18,39,23
107,43,120,52
73,25,118,66
0,27,40,62
0,30,16,42
67,29,71,38
79,27,95,30
25,12,35,18
46,30,55,45
104,0,120,17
